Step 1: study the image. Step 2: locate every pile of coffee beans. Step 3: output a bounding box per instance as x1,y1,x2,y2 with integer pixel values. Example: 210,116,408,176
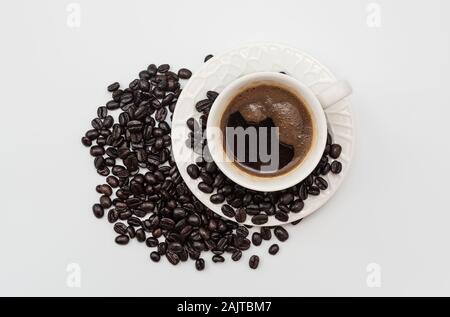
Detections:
82,56,308,270
185,89,343,226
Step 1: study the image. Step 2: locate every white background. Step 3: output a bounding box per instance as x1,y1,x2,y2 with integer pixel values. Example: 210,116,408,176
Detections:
0,0,449,297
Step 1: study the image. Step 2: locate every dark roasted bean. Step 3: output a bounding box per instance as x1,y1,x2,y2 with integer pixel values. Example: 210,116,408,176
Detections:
251,214,268,225
331,160,342,174
231,250,242,261
114,223,128,235
187,164,200,179
308,186,320,196
260,227,272,240
178,68,192,79
157,64,170,73
268,244,279,255
107,82,120,92
150,251,160,262
92,204,104,218
198,182,213,193
166,251,180,265
81,137,92,147
210,193,225,204
275,211,289,222
252,232,262,246
315,176,328,190
115,235,129,245
274,226,289,242
204,54,213,62
221,204,235,218
212,255,225,263
195,258,205,271
235,208,247,223
290,199,304,213
249,255,259,269
330,144,342,159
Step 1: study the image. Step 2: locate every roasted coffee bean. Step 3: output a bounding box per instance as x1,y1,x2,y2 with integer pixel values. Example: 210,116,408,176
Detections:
331,160,342,174
221,204,235,218
251,214,268,225
231,250,242,261
195,99,211,112
187,164,200,179
249,255,259,269
291,219,303,225
122,225,134,238
210,194,225,204
198,182,213,193
107,82,120,92
204,54,213,62
92,204,104,218
90,145,105,157
100,195,112,208
274,226,289,242
178,68,192,79
235,208,247,223
212,255,225,263
236,226,249,237
321,163,331,175
166,251,180,265
279,192,294,205
195,258,205,271
160,218,175,230
252,232,262,246
308,186,320,196
275,211,289,222
96,184,112,196
157,64,170,73
145,237,159,248
115,235,129,245
330,144,342,159
260,227,272,240
114,223,128,235
150,251,161,262
268,244,279,255
107,209,119,223
106,100,120,110
135,229,146,242
315,176,328,190
206,91,219,101
290,199,304,213
81,137,92,147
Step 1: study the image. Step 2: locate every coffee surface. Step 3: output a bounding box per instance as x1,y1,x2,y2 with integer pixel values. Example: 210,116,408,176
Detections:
222,84,314,176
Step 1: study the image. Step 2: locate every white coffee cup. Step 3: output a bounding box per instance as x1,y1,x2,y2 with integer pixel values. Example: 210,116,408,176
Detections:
206,72,352,192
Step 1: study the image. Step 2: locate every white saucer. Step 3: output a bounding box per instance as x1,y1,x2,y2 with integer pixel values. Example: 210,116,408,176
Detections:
171,43,354,226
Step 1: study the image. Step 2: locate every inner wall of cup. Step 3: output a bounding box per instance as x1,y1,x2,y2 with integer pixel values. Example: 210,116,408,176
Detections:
214,77,322,181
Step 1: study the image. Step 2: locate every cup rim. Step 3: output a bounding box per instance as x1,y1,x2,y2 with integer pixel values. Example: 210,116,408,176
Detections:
206,72,328,192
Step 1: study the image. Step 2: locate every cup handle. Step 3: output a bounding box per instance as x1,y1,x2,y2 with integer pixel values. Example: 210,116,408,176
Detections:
316,80,352,109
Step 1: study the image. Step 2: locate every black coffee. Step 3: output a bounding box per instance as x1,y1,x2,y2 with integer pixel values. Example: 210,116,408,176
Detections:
221,84,314,176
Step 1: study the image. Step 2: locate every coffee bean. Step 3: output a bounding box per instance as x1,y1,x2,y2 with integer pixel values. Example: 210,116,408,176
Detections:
275,211,289,222
290,199,304,213
315,176,328,190
107,82,120,92
260,227,272,240
331,160,342,174
166,251,180,265
150,251,160,262
195,258,205,270
308,186,320,196
204,54,213,62
96,184,112,196
90,145,105,157
252,232,262,246
210,194,225,204
249,255,259,269
195,99,211,112
231,250,242,261
235,208,247,223
206,91,219,101
157,64,170,73
251,214,268,225
212,255,225,263
106,100,120,110
113,223,127,235
274,226,289,242
330,144,342,159
100,195,112,208
160,218,175,230
106,176,119,188
81,137,92,147
268,244,279,255
187,164,200,179
178,68,192,79
127,226,136,239
92,204,104,218
279,192,294,205
321,163,331,175
198,182,213,193
115,235,129,245
221,204,235,218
